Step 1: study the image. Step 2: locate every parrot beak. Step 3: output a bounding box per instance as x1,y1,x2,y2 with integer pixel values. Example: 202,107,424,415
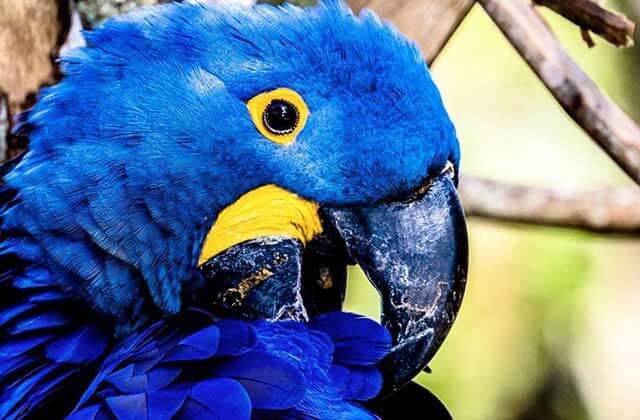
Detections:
196,165,467,392
197,236,310,321
323,167,468,392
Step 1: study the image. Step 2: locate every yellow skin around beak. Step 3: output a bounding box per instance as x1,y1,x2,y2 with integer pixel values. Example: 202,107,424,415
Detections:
198,185,324,266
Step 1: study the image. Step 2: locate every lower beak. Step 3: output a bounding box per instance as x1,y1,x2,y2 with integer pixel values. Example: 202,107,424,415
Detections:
324,172,468,392
196,172,468,393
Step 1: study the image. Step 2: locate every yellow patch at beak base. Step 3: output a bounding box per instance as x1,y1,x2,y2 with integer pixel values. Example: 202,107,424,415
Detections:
198,185,323,266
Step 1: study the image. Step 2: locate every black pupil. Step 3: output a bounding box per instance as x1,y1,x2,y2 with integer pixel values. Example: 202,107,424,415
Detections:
263,100,299,135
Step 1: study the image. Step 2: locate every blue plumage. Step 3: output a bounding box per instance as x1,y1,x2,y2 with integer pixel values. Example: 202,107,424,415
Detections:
0,0,460,417
0,267,111,419
177,378,251,420
310,312,392,366
0,302,36,326
0,211,390,418
162,326,220,362
0,334,53,359
65,311,387,419
2,0,457,328
215,320,258,356
212,351,306,410
46,324,109,363
0,259,389,418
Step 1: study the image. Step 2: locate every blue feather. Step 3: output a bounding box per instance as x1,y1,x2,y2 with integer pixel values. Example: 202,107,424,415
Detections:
105,365,138,392
211,350,305,410
215,320,257,356
19,366,82,417
0,363,58,418
329,364,350,394
12,268,53,289
176,378,251,420
130,352,164,376
8,311,71,334
74,324,170,410
106,393,148,420
337,365,383,401
45,324,109,363
0,354,35,377
106,365,181,393
0,334,54,358
96,386,120,400
146,387,190,419
67,404,112,420
0,301,36,326
68,311,391,418
28,289,68,302
310,313,391,366
141,367,183,391
162,325,219,362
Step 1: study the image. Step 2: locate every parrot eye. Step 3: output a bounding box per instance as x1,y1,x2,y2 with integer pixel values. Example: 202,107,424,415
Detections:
263,100,299,135
247,88,309,145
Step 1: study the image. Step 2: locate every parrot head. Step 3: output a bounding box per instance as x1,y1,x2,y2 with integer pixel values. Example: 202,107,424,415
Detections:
3,0,467,392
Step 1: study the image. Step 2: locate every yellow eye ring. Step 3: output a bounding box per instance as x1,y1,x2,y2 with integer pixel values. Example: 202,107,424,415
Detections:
247,88,309,145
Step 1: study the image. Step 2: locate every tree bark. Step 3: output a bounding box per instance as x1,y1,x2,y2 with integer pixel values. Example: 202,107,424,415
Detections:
0,0,71,160
348,0,474,64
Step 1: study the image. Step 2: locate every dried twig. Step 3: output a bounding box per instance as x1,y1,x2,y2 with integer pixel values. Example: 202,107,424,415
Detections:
478,0,640,188
460,177,640,234
534,0,635,47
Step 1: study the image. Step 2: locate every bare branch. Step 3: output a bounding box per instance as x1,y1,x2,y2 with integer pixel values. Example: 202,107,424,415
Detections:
534,0,635,47
478,0,640,187
581,27,596,47
459,176,640,234
348,0,474,64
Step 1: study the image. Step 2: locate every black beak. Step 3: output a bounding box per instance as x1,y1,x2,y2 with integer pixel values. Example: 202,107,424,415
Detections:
197,236,309,321
324,171,468,392
196,171,468,393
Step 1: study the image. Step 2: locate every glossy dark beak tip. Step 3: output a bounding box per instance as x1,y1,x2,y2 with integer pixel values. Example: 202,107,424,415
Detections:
325,173,468,392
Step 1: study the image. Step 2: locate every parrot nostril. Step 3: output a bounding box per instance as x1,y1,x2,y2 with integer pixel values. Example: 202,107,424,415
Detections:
385,160,457,205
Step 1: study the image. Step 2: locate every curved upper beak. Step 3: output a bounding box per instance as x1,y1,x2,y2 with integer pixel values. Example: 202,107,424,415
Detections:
323,171,468,392
196,169,468,393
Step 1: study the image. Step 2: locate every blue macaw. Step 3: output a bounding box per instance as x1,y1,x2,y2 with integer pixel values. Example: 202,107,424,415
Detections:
0,1,468,419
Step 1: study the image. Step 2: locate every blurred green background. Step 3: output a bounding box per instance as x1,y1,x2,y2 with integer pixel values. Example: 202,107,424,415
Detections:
341,3,640,420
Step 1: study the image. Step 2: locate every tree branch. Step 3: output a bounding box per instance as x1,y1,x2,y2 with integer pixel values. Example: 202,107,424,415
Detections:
348,0,474,64
534,0,635,47
478,0,640,187
460,176,640,234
